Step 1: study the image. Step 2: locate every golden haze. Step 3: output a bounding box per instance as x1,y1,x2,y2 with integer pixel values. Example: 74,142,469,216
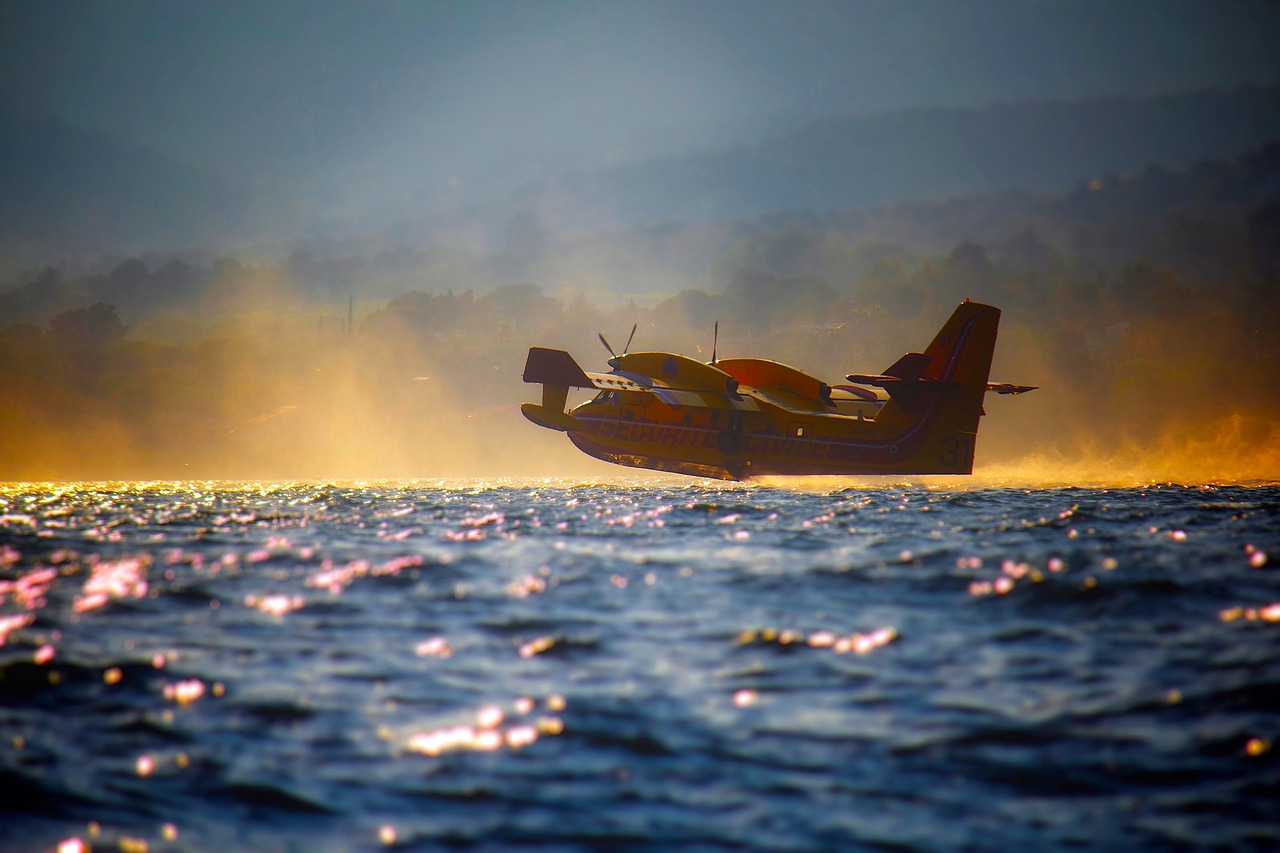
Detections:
2,253,1278,487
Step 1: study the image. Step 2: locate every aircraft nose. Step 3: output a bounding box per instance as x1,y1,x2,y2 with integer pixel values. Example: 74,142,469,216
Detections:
607,356,621,369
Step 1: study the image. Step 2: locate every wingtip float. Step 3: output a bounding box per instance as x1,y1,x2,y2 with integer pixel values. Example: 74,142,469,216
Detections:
522,301,1037,481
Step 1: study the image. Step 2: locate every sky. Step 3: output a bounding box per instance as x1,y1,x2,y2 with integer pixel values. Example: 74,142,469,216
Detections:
2,0,1278,227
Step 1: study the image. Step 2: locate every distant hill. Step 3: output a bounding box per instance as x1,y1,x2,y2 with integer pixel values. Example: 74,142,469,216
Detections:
3,86,1279,276
0,103,248,273
547,86,1280,227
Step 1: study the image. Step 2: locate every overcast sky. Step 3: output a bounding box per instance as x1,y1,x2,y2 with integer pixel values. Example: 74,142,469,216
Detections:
2,0,1277,218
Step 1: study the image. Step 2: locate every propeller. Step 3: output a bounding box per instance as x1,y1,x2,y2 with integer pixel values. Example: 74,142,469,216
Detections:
711,321,719,365
599,324,638,362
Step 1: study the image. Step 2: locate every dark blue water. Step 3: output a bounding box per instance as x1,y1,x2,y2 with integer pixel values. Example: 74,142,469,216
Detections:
2,481,1278,852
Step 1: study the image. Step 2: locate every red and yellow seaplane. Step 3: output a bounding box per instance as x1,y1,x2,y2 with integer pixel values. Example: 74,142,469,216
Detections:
521,300,1036,480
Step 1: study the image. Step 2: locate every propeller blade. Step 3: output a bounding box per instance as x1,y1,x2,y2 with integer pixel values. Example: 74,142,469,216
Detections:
598,332,616,358
712,320,719,364
623,323,637,355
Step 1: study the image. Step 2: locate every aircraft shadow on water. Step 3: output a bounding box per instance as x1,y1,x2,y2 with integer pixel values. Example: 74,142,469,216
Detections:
522,300,1036,481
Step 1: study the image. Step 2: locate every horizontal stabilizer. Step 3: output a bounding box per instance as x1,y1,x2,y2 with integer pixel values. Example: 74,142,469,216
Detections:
844,373,901,387
845,351,945,387
884,352,931,380
986,382,1039,395
523,347,593,388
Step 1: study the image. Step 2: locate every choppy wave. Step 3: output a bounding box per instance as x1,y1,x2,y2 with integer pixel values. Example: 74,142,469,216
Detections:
1,482,1278,851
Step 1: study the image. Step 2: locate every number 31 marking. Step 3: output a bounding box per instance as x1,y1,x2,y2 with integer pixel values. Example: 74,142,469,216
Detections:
941,434,972,467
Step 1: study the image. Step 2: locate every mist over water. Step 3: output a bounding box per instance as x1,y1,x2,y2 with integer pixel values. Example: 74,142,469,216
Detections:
5,218,1280,487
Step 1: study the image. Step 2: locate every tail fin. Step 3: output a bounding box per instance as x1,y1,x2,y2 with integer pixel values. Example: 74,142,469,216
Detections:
920,300,1000,389
874,301,1001,473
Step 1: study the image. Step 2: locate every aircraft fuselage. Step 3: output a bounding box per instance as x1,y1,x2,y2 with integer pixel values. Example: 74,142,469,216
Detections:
567,386,966,481
521,301,1033,481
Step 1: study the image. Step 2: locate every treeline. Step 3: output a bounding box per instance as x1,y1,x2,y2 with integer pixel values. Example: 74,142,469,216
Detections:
6,140,1277,327
2,231,1277,480
0,249,495,328
2,143,1279,480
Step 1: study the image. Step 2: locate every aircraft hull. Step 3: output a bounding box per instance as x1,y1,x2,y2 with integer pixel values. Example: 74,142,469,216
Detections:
566,390,977,481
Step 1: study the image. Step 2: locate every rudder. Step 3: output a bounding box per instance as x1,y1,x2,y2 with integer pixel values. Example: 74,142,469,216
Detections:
921,300,1000,388
874,301,1002,473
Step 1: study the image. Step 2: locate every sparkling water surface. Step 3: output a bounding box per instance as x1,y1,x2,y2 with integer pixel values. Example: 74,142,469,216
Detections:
1,481,1278,852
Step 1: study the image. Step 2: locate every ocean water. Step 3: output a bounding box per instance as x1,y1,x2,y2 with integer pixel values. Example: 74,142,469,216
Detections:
1,480,1278,852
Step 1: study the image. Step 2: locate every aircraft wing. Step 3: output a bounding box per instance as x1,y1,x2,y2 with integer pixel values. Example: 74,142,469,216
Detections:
570,366,756,410
582,371,653,393
522,349,681,397
525,347,763,410
845,374,1039,396
844,373,902,387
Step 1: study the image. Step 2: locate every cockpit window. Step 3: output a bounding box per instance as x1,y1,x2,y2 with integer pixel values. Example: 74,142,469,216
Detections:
593,390,618,403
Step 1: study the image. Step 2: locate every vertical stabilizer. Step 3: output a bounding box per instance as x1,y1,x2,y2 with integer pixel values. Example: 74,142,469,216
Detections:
875,301,1002,473
922,300,1000,388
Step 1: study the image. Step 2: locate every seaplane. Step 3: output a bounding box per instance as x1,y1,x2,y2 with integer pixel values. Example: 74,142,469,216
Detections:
521,300,1036,480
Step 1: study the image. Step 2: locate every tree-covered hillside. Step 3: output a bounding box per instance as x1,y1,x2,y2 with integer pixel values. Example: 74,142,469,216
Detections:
2,141,1277,481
